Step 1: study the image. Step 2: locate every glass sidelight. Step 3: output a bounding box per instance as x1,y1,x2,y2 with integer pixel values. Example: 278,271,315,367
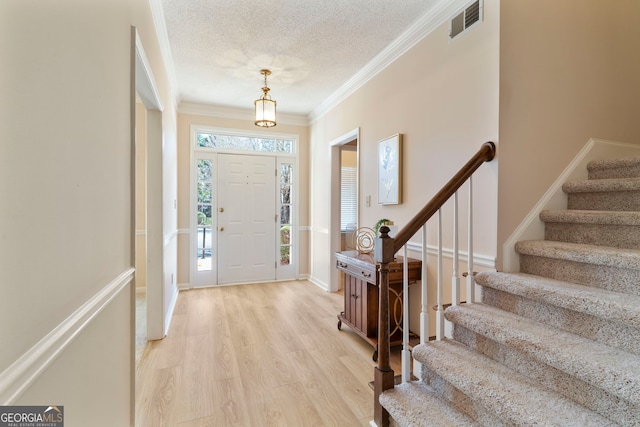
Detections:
279,163,293,265
196,159,214,271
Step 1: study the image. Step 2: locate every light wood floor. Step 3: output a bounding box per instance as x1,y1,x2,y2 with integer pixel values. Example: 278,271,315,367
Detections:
135,280,403,426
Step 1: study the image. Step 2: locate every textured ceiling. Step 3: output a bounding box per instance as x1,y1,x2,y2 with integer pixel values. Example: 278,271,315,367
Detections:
159,0,441,118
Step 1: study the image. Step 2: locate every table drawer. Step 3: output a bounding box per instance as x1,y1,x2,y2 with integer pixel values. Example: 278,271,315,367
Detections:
336,258,376,283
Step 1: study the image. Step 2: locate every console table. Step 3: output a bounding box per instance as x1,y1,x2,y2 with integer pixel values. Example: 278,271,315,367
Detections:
335,250,421,361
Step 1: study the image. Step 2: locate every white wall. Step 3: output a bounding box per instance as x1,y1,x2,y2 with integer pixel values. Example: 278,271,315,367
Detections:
0,0,178,424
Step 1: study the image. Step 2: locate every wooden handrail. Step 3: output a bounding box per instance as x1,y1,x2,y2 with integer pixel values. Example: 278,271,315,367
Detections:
393,141,496,252
373,141,496,427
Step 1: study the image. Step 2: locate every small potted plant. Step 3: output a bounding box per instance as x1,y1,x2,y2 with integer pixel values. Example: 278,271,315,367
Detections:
373,218,393,236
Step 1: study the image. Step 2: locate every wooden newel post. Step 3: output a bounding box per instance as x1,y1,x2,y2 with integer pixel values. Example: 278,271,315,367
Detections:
373,225,395,427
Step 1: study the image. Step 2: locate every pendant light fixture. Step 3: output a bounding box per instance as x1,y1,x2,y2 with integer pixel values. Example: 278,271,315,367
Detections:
254,69,277,127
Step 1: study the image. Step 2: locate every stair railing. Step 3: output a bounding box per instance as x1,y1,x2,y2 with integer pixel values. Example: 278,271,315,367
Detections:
373,141,496,427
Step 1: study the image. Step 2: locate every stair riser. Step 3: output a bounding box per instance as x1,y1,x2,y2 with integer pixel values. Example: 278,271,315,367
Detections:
445,304,640,408
481,287,640,355
421,369,509,427
567,190,640,211
452,325,640,426
545,222,640,249
588,165,640,180
519,254,640,296
414,340,618,426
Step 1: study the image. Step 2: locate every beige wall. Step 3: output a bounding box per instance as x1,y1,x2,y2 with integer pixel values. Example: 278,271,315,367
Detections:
175,113,310,286
0,0,177,424
310,0,500,289
497,0,640,268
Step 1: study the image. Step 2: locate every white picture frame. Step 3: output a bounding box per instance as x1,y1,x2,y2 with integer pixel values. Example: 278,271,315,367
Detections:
378,133,402,205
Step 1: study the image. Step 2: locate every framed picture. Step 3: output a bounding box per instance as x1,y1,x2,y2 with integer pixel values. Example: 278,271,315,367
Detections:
378,133,402,205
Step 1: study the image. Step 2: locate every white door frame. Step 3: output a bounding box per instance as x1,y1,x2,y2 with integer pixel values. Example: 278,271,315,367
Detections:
134,29,165,340
329,128,360,292
189,126,299,287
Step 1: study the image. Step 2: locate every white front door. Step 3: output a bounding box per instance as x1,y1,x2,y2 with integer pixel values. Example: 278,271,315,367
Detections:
217,154,276,285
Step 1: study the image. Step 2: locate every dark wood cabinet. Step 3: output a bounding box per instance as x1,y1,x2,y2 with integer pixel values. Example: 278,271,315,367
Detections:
335,250,421,361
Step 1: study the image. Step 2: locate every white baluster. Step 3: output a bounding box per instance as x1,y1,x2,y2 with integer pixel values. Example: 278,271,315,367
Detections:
452,191,460,307
402,245,410,383
467,176,475,303
420,224,428,345
414,225,428,380
436,209,444,340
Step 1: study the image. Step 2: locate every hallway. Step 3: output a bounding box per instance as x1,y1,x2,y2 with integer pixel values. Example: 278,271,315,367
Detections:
135,281,390,426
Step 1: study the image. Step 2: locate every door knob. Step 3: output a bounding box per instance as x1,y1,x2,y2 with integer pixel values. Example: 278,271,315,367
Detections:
219,227,224,231
219,207,224,212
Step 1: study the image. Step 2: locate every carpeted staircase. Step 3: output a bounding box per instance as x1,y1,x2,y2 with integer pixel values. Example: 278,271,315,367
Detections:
379,156,640,426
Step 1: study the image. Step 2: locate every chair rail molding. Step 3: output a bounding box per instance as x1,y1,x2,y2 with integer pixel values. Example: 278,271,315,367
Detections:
0,268,135,404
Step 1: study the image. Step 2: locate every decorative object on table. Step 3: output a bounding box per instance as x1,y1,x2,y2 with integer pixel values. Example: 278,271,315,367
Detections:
373,218,393,236
353,227,376,253
378,133,402,205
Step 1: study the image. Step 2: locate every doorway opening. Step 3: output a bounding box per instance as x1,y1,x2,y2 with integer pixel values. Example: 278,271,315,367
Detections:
134,98,148,366
340,142,358,251
329,128,360,292
133,28,167,366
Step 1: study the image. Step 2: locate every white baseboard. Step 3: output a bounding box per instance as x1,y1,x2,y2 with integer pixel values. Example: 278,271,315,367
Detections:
164,286,179,336
0,268,135,404
308,276,330,292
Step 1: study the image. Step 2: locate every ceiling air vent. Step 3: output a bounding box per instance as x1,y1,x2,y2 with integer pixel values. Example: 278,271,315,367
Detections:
450,0,482,40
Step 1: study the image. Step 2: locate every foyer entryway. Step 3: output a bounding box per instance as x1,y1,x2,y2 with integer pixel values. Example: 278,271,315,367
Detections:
190,128,299,288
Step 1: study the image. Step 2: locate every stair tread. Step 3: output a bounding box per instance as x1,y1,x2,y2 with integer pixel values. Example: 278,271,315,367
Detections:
476,271,640,328
588,156,640,172
515,240,640,270
540,209,640,225
380,382,480,427
413,340,618,427
563,177,640,193
445,303,640,405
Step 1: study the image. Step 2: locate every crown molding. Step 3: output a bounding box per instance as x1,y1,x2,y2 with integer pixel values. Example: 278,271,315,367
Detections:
148,0,181,107
308,0,470,123
179,102,309,127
